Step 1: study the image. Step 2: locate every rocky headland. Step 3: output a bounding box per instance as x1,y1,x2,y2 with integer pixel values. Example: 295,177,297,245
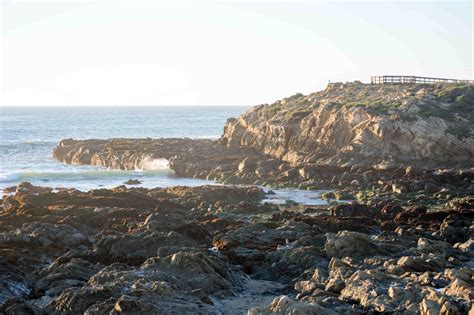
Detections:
53,83,474,193
2,82,474,314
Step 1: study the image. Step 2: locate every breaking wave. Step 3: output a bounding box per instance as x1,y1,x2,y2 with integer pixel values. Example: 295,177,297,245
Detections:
138,158,170,170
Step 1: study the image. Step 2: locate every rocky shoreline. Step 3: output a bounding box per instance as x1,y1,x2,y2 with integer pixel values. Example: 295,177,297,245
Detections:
2,82,473,314
52,83,474,205
0,182,472,314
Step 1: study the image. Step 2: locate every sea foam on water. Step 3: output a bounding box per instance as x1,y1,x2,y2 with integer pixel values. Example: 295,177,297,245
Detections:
138,157,170,170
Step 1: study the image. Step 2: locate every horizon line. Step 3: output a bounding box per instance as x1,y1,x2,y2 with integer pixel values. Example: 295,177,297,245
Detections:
0,104,253,107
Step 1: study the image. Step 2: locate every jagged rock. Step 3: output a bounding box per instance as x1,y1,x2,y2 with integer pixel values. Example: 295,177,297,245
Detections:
324,278,345,294
294,280,317,293
419,289,467,315
0,298,41,315
325,231,379,259
139,251,245,293
397,256,438,272
443,268,474,301
445,196,474,212
220,84,474,170
454,239,474,254
213,221,311,262
34,258,101,297
440,215,470,244
280,245,327,270
95,229,198,263
238,157,259,173
247,295,338,315
0,222,87,248
340,269,422,313
417,238,451,257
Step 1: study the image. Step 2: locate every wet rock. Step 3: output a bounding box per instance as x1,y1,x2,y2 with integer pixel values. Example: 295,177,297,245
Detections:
424,182,439,194
330,204,369,217
124,179,141,185
13,182,53,195
440,215,470,244
0,276,31,306
34,258,101,297
0,297,41,315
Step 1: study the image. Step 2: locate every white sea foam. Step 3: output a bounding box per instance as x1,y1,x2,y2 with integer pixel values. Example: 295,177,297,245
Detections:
0,168,171,183
260,187,330,206
0,172,21,182
139,157,170,170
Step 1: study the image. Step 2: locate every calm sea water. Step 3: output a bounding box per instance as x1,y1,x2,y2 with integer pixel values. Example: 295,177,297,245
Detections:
0,106,328,205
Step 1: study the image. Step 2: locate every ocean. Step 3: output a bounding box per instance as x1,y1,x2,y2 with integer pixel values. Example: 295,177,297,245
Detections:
0,106,328,205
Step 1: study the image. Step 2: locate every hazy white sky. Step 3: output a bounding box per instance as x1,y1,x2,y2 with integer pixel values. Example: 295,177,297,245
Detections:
0,0,472,106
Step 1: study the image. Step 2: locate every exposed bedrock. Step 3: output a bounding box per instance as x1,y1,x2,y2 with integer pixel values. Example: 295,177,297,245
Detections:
52,138,474,199
52,137,293,187
9,82,472,314
53,83,474,192
0,184,473,314
220,82,474,170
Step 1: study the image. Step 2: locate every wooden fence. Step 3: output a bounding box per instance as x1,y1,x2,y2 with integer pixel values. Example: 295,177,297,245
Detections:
371,75,474,85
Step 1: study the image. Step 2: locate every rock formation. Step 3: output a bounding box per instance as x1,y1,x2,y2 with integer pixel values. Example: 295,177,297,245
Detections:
2,82,474,314
53,83,474,192
221,82,474,170
0,183,472,314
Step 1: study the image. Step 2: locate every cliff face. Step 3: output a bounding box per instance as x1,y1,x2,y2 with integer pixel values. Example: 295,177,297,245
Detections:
220,82,474,170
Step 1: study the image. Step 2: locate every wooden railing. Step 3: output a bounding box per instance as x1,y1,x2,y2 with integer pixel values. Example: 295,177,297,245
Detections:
371,75,474,85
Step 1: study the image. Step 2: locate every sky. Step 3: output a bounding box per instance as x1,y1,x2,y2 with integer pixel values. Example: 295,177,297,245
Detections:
0,0,472,106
